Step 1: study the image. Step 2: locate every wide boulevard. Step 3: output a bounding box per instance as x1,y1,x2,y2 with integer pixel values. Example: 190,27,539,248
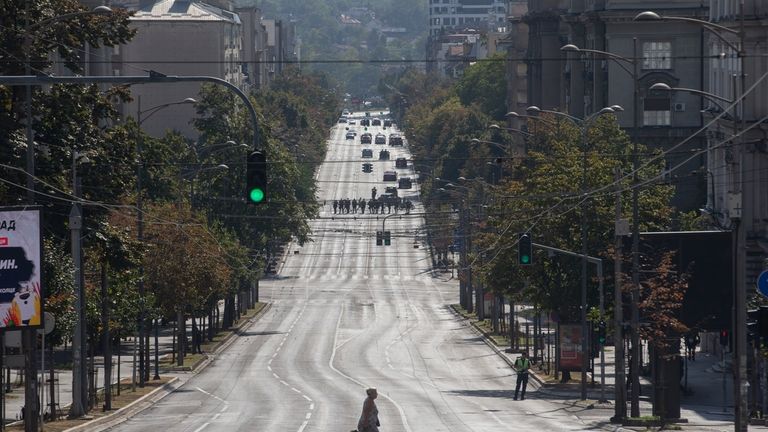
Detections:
108,114,613,432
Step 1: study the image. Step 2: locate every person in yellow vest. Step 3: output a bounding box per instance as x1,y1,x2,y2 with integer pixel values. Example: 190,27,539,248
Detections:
514,351,531,400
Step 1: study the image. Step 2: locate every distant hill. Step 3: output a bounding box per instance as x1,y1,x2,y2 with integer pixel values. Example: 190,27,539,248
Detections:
235,0,428,96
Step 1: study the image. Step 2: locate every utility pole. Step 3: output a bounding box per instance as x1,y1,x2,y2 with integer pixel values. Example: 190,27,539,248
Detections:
613,167,627,421
101,263,112,411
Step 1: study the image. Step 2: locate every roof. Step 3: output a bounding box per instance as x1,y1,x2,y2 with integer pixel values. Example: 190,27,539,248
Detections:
132,0,241,23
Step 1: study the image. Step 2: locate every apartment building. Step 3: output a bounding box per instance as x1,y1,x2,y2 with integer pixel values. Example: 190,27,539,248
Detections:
428,0,508,37
522,0,709,212
705,0,768,285
427,0,508,76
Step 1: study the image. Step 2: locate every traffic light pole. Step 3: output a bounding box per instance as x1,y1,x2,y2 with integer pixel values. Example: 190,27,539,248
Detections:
531,242,605,400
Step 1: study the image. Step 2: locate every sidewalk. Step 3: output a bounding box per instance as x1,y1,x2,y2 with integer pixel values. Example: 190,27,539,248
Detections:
451,304,746,427
0,301,268,428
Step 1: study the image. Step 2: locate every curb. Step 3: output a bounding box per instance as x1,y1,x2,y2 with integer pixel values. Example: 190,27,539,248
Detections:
62,376,181,432
447,304,614,401
58,302,273,431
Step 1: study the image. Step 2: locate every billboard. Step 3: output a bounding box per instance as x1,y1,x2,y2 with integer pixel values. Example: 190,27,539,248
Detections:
559,324,587,372
0,207,42,330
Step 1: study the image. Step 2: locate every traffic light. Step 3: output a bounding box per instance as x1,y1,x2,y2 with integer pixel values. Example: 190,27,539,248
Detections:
384,231,391,246
376,231,383,246
597,320,607,345
246,151,267,203
518,233,532,265
719,329,729,347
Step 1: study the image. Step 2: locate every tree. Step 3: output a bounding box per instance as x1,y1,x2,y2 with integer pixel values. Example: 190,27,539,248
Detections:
455,53,508,120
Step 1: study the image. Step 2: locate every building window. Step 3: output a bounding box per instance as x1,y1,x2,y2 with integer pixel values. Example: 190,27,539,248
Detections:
644,97,671,126
642,41,672,70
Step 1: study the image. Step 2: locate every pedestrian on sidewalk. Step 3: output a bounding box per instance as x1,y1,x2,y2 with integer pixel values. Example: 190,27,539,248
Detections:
357,388,380,432
684,329,700,361
514,351,531,400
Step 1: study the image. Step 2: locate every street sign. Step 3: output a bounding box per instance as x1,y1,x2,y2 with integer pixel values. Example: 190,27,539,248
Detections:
758,270,768,298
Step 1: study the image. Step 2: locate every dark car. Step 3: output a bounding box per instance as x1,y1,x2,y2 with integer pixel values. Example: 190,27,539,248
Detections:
360,118,371,127
345,131,356,139
385,186,398,197
383,119,393,127
338,117,348,123
395,157,407,168
375,133,386,145
389,134,404,146
362,148,373,158
361,133,372,144
398,177,412,189
372,118,382,126
383,171,397,182
379,150,390,160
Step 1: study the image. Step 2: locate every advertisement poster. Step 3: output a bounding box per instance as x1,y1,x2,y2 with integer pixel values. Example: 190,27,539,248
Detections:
0,208,42,330
559,324,587,372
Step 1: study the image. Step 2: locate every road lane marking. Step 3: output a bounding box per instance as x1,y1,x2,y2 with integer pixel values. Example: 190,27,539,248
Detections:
310,403,315,410
195,387,228,404
280,380,290,386
329,303,412,432
305,413,311,420
297,420,309,432
273,373,280,379
303,395,312,402
192,422,210,432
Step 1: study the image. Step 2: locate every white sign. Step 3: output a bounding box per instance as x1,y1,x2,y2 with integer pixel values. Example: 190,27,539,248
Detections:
0,207,43,330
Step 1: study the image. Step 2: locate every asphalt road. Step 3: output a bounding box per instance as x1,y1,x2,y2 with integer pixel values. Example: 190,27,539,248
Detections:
107,113,617,432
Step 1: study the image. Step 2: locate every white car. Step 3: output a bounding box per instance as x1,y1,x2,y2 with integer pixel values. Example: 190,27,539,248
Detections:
349,120,357,125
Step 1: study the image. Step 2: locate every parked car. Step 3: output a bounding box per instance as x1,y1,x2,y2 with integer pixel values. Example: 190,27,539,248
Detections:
383,170,397,181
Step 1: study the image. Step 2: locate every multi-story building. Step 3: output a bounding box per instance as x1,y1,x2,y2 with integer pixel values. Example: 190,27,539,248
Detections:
428,0,508,37
705,0,768,286
111,0,243,138
427,0,508,76
501,0,528,119
522,0,709,212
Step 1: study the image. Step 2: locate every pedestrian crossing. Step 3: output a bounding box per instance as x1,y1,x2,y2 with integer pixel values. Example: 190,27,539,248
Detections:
298,274,430,282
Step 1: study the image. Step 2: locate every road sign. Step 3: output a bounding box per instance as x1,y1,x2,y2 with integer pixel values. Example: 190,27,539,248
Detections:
758,270,768,298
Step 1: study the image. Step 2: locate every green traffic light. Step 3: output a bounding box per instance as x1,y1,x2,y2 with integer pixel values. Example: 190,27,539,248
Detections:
521,255,530,264
249,188,265,203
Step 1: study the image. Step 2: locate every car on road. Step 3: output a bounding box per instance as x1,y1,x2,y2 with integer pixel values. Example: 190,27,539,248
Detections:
338,117,347,123
389,134,404,146
361,148,373,158
360,118,370,126
383,119,393,127
372,118,382,126
379,150,390,160
385,186,398,197
395,157,407,168
383,170,397,181
342,109,351,116
349,119,356,125
375,133,386,144
361,133,372,144
398,177,412,189
345,131,356,139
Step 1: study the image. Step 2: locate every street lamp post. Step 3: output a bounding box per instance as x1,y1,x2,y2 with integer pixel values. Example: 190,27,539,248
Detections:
561,41,639,418
635,12,747,430
525,105,618,401
135,96,196,386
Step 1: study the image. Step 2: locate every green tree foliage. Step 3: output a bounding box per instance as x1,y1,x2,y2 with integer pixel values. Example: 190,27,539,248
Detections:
455,53,508,120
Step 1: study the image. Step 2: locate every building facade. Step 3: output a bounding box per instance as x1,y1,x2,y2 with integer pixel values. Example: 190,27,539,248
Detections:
522,0,710,212
705,0,768,286
428,0,508,37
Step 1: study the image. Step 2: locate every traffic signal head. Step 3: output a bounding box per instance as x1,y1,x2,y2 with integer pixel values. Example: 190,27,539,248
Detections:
376,231,383,246
720,329,729,346
246,151,267,203
384,231,391,246
518,233,532,265
597,320,607,345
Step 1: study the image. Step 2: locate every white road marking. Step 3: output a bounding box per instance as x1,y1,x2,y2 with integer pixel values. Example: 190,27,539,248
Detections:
329,303,413,432
310,403,315,410
280,380,290,386
297,420,309,432
192,422,210,432
273,373,280,379
305,413,311,420
303,395,312,402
